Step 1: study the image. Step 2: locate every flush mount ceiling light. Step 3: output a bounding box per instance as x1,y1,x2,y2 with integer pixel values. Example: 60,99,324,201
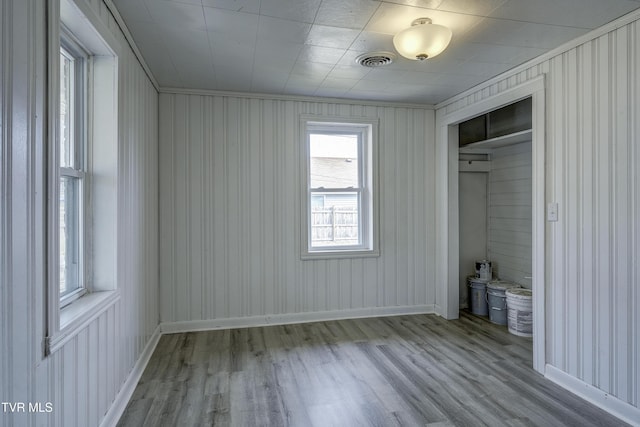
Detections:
392,17,452,61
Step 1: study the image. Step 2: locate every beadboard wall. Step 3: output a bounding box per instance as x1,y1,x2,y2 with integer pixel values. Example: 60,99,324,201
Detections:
159,94,436,325
438,12,640,420
0,1,159,426
488,142,533,287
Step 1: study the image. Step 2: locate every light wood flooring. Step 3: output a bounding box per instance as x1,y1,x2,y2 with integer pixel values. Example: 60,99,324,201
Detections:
118,312,628,426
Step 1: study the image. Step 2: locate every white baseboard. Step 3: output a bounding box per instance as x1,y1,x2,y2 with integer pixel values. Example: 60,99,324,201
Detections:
160,305,436,334
100,325,162,427
545,364,640,427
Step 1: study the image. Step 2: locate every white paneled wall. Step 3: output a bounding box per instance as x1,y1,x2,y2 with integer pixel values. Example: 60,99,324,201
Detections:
159,94,436,324
488,142,533,286
0,0,159,426
439,14,640,416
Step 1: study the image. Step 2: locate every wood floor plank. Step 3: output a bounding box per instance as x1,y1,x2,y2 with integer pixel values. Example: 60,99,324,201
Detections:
117,313,629,427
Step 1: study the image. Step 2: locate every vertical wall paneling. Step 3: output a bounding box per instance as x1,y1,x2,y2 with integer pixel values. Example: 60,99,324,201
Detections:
458,172,488,306
487,142,533,285
159,94,437,325
1,0,160,425
1,1,45,424
0,0,6,414
436,14,640,422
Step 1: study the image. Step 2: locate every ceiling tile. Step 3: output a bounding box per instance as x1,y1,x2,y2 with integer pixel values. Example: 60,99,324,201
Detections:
398,69,445,85
201,0,260,14
466,18,588,49
259,0,322,23
327,64,371,79
490,0,640,28
123,19,182,86
113,0,153,22
145,0,207,32
437,72,490,88
289,61,334,79
314,87,351,98
350,31,395,52
204,7,259,43
344,88,397,101
285,78,329,95
318,77,359,90
297,45,346,65
161,27,213,58
159,28,217,86
305,25,362,49
376,0,444,8
154,0,201,5
211,69,253,91
211,38,255,65
257,15,312,43
351,78,391,91
254,40,304,67
437,0,507,16
454,60,514,77
251,66,290,92
314,0,382,29
284,85,318,96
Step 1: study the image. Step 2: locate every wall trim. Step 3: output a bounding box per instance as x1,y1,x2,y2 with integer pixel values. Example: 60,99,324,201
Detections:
160,305,436,334
436,7,640,110
103,0,159,92
100,324,162,427
159,87,435,110
545,365,640,427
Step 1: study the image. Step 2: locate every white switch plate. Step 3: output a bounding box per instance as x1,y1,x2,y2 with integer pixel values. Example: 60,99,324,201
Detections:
547,202,558,222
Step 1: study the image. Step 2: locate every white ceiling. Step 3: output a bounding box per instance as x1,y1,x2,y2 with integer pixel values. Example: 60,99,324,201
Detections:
113,0,640,104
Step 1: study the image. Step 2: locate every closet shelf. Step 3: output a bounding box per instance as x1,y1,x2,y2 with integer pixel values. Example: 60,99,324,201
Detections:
459,129,532,154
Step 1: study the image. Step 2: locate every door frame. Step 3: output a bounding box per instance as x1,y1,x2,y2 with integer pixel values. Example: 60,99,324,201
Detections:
434,75,546,373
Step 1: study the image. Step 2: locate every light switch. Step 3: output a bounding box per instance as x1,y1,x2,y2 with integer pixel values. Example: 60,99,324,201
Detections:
547,202,558,222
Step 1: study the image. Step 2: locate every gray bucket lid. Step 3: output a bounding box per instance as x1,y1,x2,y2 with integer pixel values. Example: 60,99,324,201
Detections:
487,280,520,291
506,288,532,298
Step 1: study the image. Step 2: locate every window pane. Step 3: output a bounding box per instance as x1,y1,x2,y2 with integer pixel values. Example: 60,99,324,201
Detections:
310,191,360,247
59,176,81,297
309,133,358,188
60,50,74,168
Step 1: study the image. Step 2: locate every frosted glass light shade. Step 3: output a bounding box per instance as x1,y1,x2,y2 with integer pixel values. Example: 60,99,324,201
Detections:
393,18,452,61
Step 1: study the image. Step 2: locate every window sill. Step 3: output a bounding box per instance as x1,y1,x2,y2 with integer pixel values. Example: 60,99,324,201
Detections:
47,290,120,355
301,248,380,260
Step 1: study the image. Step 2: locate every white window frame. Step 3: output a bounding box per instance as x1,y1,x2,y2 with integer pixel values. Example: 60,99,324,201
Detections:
59,30,89,308
300,117,379,259
46,0,120,355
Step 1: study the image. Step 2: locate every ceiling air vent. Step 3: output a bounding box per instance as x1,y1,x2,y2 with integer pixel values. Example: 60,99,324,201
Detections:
355,51,396,68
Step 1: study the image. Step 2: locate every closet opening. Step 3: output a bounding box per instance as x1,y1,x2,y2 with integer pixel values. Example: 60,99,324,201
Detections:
438,77,545,373
459,98,533,318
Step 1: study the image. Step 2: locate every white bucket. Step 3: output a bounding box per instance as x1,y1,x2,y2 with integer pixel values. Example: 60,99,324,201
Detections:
486,281,520,325
469,278,489,316
506,288,533,337
475,260,492,281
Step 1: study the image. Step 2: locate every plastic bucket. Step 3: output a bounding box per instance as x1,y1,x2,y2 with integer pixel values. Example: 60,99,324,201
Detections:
486,281,520,325
475,260,492,281
506,288,533,337
469,278,489,316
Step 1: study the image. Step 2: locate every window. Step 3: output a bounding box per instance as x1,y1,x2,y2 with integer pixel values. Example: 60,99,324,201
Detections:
301,118,379,259
46,0,119,355
59,32,88,307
